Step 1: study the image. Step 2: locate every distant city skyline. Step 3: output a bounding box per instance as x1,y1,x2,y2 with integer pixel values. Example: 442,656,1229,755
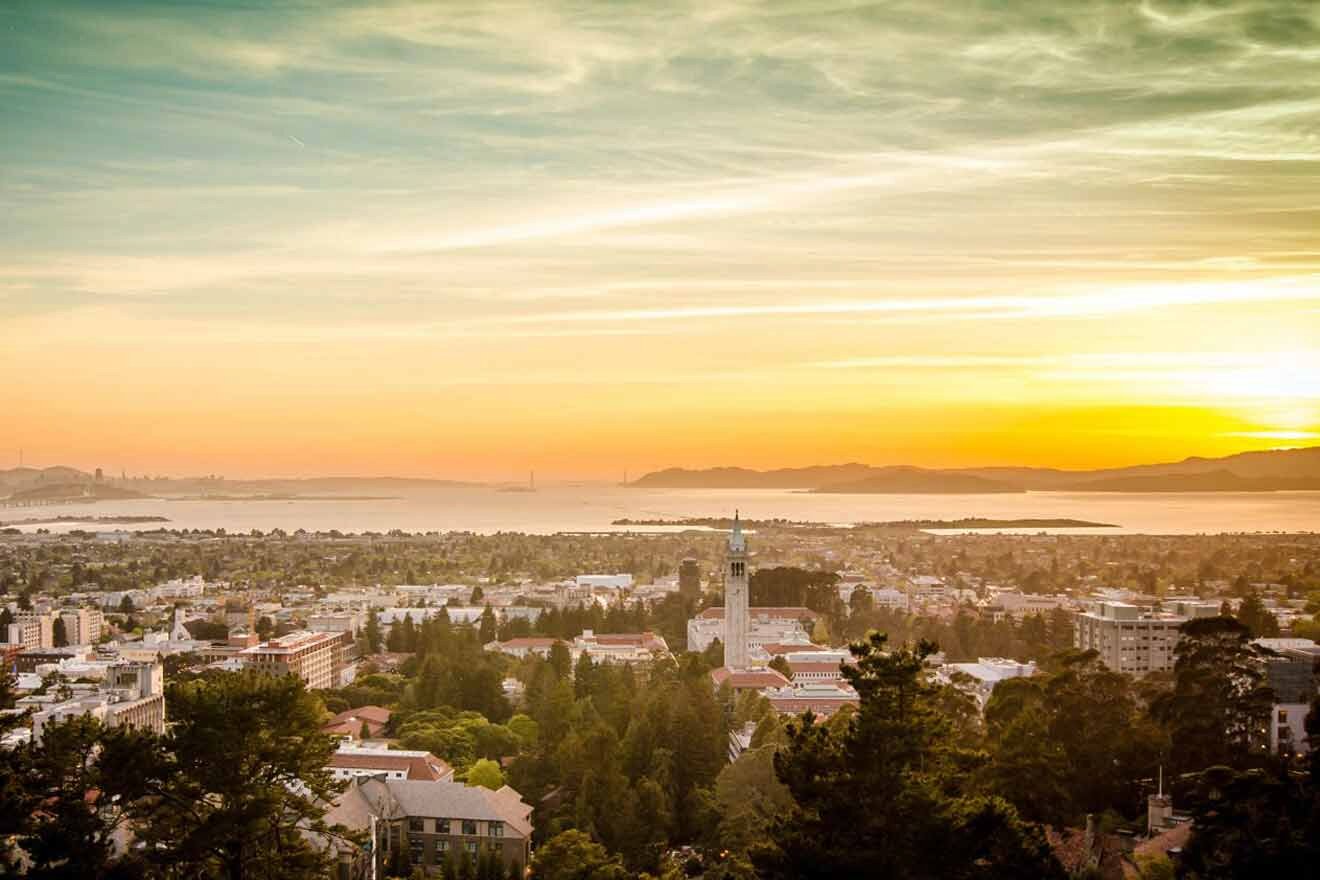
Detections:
3,1,1318,479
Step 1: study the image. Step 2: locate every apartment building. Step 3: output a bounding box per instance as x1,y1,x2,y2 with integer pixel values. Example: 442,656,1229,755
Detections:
4,612,53,650
1073,600,1217,675
59,606,104,645
238,630,346,690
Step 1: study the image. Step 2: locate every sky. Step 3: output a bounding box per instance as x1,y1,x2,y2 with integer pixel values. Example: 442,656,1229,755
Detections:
2,0,1319,480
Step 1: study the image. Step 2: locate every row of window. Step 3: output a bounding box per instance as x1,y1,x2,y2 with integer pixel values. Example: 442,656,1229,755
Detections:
408,817,503,837
408,836,504,864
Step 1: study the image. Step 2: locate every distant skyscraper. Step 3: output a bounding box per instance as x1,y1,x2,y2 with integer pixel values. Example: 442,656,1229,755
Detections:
723,512,749,669
679,557,701,597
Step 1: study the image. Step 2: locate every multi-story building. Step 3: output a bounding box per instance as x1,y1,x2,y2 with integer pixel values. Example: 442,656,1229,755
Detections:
1073,600,1217,675
573,629,669,665
4,612,53,650
326,777,533,877
687,606,817,654
30,661,165,742
59,606,104,645
764,682,859,718
238,630,346,690
678,557,701,597
1264,643,1320,757
307,612,364,635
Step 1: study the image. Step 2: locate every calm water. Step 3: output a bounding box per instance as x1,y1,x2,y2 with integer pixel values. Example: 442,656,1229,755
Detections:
3,487,1319,535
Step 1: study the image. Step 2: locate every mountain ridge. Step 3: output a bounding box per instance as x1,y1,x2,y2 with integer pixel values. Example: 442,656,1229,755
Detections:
628,446,1320,492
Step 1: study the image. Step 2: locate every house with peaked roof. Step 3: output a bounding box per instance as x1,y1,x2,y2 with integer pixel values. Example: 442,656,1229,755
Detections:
323,704,392,740
324,776,533,877
327,744,453,782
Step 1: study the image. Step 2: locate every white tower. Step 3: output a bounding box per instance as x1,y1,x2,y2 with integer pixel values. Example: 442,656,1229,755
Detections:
170,605,190,642
723,511,750,669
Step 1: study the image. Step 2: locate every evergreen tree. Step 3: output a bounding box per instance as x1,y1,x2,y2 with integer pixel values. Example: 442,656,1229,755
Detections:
9,715,157,878
548,641,572,679
52,616,68,647
1236,591,1281,638
479,604,498,645
753,632,1064,880
129,670,356,879
364,607,383,654
1152,616,1274,774
574,652,595,699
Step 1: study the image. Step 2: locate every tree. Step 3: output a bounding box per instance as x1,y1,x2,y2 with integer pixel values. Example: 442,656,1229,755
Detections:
363,607,383,654
980,651,1165,826
1235,591,1280,638
767,655,792,680
118,594,135,614
0,669,33,875
574,652,596,699
1151,616,1274,774
470,586,485,604
530,830,629,880
1177,762,1319,878
467,758,505,790
12,716,157,878
710,745,794,856
130,670,355,879
52,616,68,647
548,641,572,680
479,605,498,645
753,632,1064,880
255,615,274,641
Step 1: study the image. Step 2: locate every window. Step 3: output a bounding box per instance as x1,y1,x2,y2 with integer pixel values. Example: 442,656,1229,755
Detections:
466,842,478,855
436,840,449,853
409,817,425,833
462,820,478,836
488,821,503,838
435,818,451,835
1279,710,1288,723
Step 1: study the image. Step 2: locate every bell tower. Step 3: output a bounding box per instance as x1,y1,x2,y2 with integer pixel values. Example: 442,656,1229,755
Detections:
723,511,750,669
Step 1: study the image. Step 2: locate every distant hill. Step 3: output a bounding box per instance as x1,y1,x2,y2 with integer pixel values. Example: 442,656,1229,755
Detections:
629,463,878,489
0,467,482,501
7,482,148,502
630,446,1320,493
808,467,1022,494
1057,470,1320,493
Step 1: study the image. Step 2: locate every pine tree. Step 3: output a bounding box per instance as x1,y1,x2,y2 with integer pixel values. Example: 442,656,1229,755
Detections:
753,632,1064,880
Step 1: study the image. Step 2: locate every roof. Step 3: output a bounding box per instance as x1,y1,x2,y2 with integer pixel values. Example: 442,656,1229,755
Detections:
728,511,746,553
492,637,560,649
327,751,451,781
710,667,790,689
378,779,533,837
329,705,392,726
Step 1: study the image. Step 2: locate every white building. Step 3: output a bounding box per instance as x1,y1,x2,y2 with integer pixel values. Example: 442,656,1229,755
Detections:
688,606,816,654
937,658,1038,708
1074,600,1217,675
31,661,166,742
575,574,634,590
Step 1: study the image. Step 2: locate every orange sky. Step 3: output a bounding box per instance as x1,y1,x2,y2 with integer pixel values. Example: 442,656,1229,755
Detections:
3,2,1318,479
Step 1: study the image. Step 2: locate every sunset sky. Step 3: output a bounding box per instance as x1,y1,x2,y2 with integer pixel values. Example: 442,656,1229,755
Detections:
2,1,1319,480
